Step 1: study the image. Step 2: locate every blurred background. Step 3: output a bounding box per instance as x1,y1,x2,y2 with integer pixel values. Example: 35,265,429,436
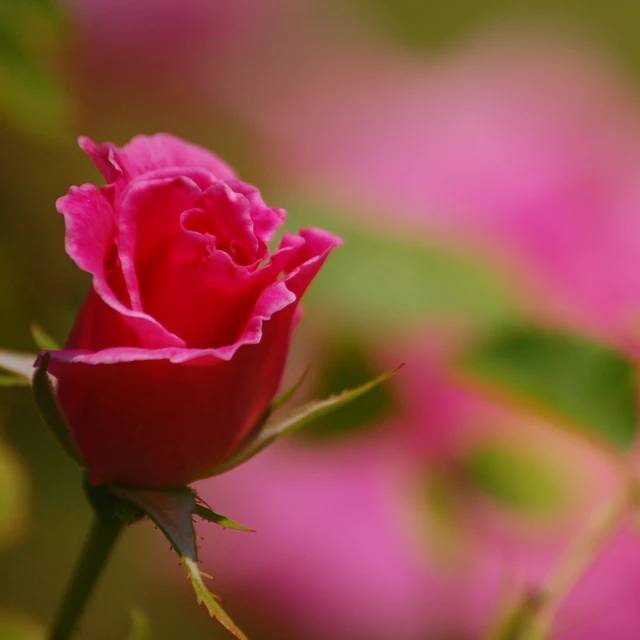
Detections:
3,1,640,638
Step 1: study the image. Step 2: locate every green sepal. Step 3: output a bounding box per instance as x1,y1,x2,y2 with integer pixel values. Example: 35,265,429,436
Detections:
194,499,254,532
30,322,61,351
0,349,35,383
113,486,248,640
32,353,84,467
458,325,637,450
212,365,403,475
269,368,309,413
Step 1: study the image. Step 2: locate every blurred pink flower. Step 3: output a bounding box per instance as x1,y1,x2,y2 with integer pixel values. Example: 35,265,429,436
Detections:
252,32,640,345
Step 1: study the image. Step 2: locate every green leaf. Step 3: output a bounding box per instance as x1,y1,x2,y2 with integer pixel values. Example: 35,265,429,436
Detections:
269,368,309,413
30,322,60,351
0,436,29,551
113,486,247,640
0,349,35,381
212,366,403,474
299,337,397,440
127,609,150,640
463,443,564,514
193,501,254,532
32,353,84,466
286,204,519,332
459,325,637,450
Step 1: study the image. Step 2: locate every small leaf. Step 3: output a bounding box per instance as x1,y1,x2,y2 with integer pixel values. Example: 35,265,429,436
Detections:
193,502,254,532
300,337,397,440
0,349,35,381
32,354,84,466
30,322,61,351
269,368,309,413
127,609,150,640
114,486,247,640
463,443,564,515
212,365,403,474
459,326,637,450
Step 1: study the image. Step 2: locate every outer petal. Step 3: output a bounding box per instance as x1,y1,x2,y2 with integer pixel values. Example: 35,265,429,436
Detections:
51,353,266,488
78,133,237,186
56,185,184,349
278,227,343,299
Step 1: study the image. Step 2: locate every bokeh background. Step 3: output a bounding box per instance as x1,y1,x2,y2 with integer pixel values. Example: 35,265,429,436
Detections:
3,1,640,639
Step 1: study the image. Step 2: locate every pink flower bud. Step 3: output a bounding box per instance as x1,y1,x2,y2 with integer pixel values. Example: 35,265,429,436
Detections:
44,134,341,489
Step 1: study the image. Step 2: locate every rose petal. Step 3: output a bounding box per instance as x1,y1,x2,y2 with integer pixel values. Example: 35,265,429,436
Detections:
278,227,344,299
46,228,341,366
116,174,204,312
49,353,280,488
200,182,259,264
79,133,237,185
131,188,295,348
224,180,286,245
57,184,185,349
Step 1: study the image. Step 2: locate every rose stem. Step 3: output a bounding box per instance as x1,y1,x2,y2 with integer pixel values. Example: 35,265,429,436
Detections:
48,481,140,640
519,464,635,640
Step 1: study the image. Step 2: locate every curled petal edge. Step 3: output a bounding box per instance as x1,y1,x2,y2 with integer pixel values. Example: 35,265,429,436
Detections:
42,228,342,371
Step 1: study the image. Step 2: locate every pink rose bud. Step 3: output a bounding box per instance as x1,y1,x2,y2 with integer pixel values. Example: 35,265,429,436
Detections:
44,134,341,489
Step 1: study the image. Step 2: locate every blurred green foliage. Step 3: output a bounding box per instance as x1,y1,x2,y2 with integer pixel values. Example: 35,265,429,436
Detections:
418,467,467,562
0,434,29,551
0,0,70,137
300,336,398,440
126,609,150,640
463,442,564,514
0,610,44,640
459,326,638,450
287,204,521,334
360,0,640,73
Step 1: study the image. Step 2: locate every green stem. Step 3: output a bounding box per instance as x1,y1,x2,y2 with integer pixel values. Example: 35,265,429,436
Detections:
522,479,632,639
485,460,635,640
48,510,125,640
